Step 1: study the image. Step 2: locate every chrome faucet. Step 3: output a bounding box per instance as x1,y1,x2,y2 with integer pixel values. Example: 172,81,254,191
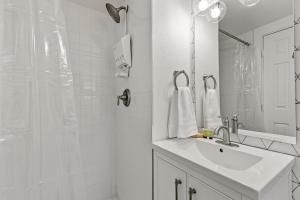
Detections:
215,126,231,145
215,117,231,145
214,116,239,147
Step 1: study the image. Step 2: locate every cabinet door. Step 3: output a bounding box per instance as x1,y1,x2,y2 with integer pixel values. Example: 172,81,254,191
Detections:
156,158,187,200
187,175,233,200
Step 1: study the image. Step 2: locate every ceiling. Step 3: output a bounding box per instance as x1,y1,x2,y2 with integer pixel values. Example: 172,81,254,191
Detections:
67,0,123,13
220,0,293,35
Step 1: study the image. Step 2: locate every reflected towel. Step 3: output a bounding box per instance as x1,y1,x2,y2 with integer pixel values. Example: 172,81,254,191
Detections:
203,89,222,130
168,87,198,138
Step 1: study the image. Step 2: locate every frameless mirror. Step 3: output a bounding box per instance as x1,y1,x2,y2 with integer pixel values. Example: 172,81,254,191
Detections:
194,0,296,143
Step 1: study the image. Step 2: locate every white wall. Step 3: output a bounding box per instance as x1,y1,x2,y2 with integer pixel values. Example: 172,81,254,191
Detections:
194,17,219,129
115,0,153,200
152,0,192,141
64,2,117,200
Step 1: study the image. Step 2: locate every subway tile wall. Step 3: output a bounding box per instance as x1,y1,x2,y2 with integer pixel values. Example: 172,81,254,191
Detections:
64,2,117,200
115,0,153,200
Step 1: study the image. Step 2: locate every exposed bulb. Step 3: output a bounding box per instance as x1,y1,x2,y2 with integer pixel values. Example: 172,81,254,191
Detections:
198,0,209,11
206,1,227,23
210,5,221,18
239,0,260,7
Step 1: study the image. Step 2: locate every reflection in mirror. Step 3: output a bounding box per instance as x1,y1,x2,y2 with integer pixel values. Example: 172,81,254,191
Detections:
195,0,296,143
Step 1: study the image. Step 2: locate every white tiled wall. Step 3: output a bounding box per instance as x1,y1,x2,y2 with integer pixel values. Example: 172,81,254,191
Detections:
115,0,152,200
152,0,193,141
63,0,153,199
64,2,117,200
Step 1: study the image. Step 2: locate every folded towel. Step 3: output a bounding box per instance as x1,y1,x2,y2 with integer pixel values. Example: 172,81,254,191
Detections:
203,89,222,130
113,34,131,78
168,87,198,138
115,64,130,78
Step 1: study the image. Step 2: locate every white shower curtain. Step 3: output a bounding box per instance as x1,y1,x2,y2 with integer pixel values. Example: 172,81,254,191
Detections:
234,44,260,130
0,0,85,199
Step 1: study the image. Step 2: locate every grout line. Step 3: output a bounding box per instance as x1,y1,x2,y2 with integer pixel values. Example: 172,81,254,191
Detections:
260,138,268,149
291,145,300,157
292,184,300,193
292,170,300,183
295,17,300,26
266,141,274,150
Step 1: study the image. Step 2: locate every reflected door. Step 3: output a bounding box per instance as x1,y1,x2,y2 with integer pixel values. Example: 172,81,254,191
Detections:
263,27,295,136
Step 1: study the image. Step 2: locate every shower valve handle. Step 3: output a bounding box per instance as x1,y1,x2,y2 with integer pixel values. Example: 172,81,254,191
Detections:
117,95,127,105
117,89,131,107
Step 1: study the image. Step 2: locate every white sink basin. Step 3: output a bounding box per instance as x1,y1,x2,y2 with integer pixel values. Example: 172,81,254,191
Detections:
153,138,295,197
196,141,262,170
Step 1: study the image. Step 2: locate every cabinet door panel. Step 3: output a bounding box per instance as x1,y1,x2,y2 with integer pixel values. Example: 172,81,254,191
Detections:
156,158,187,200
188,175,233,200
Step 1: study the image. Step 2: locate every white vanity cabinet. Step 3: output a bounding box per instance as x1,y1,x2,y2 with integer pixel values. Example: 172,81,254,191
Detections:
153,139,295,200
155,154,236,200
188,176,233,200
156,157,187,200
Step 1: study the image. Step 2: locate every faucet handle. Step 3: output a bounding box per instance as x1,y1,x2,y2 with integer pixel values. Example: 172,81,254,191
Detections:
117,89,131,107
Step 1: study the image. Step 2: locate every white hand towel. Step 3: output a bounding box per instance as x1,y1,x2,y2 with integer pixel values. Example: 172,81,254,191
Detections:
113,34,131,78
168,87,198,138
115,64,130,78
203,89,222,130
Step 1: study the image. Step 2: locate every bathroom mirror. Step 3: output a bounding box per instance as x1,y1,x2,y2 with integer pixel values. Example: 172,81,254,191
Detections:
194,0,296,143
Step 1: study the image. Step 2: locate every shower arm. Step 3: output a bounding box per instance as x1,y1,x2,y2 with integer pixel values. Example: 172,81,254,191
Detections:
119,6,129,13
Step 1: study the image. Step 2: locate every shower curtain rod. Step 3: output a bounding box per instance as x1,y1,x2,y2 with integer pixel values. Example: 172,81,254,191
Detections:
219,29,251,46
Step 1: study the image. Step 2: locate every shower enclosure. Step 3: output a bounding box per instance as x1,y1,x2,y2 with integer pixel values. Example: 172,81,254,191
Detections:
0,0,117,199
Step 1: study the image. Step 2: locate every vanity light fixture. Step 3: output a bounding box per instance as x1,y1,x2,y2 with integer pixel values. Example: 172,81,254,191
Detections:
193,0,226,23
193,0,212,16
198,0,209,12
194,0,260,23
206,1,227,23
210,4,221,18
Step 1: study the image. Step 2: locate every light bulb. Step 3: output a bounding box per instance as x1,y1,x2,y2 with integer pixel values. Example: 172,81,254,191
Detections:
210,5,221,18
206,1,227,23
198,0,209,11
239,0,260,7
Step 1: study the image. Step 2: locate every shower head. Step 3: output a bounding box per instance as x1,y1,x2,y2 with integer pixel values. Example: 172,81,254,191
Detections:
105,3,128,23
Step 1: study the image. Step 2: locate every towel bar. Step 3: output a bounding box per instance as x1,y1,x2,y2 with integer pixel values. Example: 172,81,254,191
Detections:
173,70,189,90
203,75,217,93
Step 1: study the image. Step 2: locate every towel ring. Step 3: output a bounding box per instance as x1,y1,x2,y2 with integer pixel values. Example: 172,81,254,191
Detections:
173,70,189,90
203,75,217,93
